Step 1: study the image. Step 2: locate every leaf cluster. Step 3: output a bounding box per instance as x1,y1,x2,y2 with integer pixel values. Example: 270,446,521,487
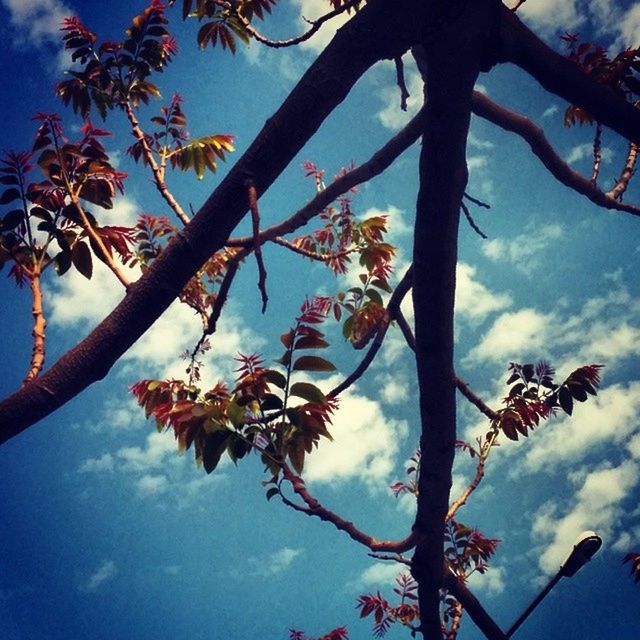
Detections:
57,3,178,118
494,361,603,441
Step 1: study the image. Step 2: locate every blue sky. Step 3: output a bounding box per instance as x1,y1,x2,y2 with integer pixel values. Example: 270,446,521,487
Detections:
1,1,640,639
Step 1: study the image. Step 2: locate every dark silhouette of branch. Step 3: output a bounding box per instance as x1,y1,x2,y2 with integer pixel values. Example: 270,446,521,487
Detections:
471,91,640,216
443,571,507,640
328,266,413,398
394,55,410,111
226,107,426,248
247,181,269,313
235,0,360,49
461,201,488,239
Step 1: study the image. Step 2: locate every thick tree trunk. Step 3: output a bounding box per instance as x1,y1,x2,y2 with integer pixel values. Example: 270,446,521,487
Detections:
410,2,497,636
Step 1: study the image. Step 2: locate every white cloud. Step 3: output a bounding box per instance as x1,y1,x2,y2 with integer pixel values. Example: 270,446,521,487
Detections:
467,132,495,151
81,560,117,592
303,377,409,487
481,224,563,266
136,473,169,497
116,430,178,472
565,142,613,166
522,382,640,471
357,563,405,586
542,104,559,119
249,547,302,577
467,565,506,596
466,308,553,364
515,0,585,34
376,372,409,405
615,4,640,48
467,156,488,172
78,453,114,474
532,461,639,574
455,263,512,322
3,0,72,47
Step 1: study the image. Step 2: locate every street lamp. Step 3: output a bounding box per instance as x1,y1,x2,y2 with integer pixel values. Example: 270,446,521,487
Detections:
505,531,603,638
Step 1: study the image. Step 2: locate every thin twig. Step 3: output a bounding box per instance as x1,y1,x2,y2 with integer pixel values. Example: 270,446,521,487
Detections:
395,56,410,111
23,266,47,385
122,100,190,226
234,0,360,49
368,552,412,566
247,181,268,313
460,201,488,239
591,122,603,183
226,107,426,248
280,462,420,553
463,192,490,209
608,141,638,201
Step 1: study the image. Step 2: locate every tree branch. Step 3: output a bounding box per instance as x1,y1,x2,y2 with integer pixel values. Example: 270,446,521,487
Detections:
280,463,419,553
471,91,640,216
23,267,47,385
0,0,437,444
500,6,640,144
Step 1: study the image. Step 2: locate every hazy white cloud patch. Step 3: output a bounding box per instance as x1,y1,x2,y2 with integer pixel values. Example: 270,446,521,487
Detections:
116,430,179,473
357,563,405,587
136,473,169,497
3,0,72,47
78,453,114,474
467,156,489,172
467,131,495,151
522,382,640,471
455,262,512,323
468,565,506,596
532,460,639,574
247,547,303,577
304,376,409,487
81,560,117,593
513,0,585,34
542,104,559,119
466,308,553,364
614,4,640,48
376,372,409,405
565,142,613,166
481,224,563,267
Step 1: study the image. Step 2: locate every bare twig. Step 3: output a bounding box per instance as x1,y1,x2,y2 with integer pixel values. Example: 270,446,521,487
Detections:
608,142,638,201
591,122,603,183
280,462,419,553
226,107,426,248
23,266,47,385
447,430,499,520
234,0,360,49
395,56,410,111
122,100,190,226
269,236,357,263
463,192,490,209
460,201,488,239
368,552,412,566
247,181,269,313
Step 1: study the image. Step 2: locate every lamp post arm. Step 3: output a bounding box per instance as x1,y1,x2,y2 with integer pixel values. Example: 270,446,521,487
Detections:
504,571,562,638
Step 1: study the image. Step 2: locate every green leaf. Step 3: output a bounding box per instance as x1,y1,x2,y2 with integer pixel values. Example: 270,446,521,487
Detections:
71,240,93,279
289,382,326,404
227,398,245,426
292,355,336,372
53,251,72,276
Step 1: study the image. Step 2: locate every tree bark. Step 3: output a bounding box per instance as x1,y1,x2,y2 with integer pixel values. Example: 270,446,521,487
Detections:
410,2,498,636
